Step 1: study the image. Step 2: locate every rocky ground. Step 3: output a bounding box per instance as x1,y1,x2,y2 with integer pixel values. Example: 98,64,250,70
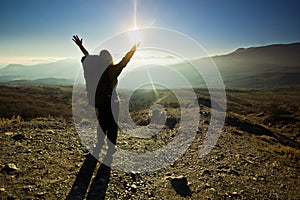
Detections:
1,88,300,199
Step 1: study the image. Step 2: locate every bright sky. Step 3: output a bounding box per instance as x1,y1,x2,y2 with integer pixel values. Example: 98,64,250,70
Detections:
0,0,300,66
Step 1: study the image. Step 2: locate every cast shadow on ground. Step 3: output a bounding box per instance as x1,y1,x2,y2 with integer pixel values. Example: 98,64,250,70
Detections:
66,152,112,200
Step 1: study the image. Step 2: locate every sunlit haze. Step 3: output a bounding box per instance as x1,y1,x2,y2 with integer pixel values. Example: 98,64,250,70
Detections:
0,0,300,67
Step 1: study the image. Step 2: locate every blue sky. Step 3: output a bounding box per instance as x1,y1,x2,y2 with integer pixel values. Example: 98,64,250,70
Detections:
0,0,299,66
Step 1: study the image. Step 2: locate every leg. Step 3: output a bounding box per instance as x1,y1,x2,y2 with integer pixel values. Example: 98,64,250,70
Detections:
92,125,105,159
107,101,119,151
95,107,107,159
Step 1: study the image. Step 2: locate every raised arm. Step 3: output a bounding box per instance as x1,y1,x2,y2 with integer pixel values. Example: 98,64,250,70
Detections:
117,42,140,68
72,35,89,56
109,43,140,84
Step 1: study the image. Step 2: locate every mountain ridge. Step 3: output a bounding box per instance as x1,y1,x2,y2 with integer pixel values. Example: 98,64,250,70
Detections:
0,59,80,82
0,42,299,88
214,42,300,67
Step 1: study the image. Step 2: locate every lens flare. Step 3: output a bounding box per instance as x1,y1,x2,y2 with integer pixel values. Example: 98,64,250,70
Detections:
127,29,144,44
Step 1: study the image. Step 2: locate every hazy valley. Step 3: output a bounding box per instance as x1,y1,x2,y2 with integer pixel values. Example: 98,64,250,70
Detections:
1,42,300,89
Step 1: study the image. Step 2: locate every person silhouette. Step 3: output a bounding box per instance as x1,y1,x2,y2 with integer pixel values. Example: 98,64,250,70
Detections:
72,35,139,160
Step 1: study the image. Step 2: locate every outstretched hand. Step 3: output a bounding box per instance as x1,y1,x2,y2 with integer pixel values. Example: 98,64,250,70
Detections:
72,35,89,56
72,35,83,47
131,42,140,51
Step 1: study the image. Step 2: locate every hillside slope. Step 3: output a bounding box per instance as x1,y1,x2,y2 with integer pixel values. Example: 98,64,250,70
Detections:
173,42,300,88
1,87,299,199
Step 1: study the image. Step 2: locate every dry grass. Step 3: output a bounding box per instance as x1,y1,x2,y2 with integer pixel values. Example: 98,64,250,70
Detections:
271,144,300,162
256,135,279,144
0,115,23,126
0,85,72,120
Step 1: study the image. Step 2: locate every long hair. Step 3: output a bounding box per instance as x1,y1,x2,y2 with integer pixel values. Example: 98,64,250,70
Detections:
99,50,113,65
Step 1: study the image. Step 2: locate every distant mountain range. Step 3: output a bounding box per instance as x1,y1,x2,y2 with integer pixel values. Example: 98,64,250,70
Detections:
0,59,80,84
213,42,300,87
171,42,300,88
0,42,299,88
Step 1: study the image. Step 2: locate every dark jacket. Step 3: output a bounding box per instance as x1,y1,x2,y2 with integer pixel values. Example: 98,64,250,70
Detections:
81,49,136,107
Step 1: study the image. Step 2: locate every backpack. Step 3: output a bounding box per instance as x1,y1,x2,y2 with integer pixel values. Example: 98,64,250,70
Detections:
82,55,113,107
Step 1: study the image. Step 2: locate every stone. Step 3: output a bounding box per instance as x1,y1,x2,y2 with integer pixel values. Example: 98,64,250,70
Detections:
4,132,14,136
2,163,19,173
131,184,137,193
47,130,55,134
204,183,211,189
11,133,25,141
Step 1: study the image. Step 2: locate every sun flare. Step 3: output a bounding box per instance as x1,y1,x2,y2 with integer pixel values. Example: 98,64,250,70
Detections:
127,29,144,45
